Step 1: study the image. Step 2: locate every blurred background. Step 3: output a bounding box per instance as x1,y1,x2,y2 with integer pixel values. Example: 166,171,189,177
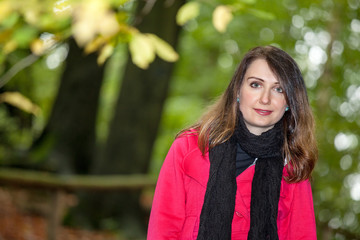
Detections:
0,0,359,239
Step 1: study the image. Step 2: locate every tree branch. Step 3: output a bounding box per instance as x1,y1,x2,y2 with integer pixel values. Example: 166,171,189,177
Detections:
0,54,39,89
0,168,156,191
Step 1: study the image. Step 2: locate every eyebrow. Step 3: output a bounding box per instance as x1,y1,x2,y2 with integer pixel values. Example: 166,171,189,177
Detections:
247,76,280,84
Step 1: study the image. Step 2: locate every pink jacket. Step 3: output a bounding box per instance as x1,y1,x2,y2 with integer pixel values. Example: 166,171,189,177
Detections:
147,133,317,239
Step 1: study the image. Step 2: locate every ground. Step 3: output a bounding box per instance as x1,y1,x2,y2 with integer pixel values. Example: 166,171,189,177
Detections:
0,186,120,240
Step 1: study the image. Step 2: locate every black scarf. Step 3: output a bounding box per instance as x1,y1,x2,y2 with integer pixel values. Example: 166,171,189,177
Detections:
197,114,284,240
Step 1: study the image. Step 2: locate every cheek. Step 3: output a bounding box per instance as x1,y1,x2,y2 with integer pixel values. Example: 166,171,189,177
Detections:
274,96,287,109
239,90,256,105
239,93,251,112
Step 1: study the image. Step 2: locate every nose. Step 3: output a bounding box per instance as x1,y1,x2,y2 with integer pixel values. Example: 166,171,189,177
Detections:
259,90,271,105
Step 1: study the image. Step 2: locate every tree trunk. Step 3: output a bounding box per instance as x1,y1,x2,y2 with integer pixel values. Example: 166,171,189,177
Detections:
77,0,185,237
100,0,184,174
31,38,104,174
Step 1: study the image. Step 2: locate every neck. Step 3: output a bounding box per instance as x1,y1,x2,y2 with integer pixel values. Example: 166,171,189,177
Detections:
234,112,284,159
245,124,274,136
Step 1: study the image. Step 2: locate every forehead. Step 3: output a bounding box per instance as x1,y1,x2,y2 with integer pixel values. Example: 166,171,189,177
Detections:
244,59,280,84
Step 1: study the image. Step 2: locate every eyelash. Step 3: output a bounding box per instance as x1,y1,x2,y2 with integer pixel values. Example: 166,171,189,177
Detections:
250,82,284,93
250,82,261,88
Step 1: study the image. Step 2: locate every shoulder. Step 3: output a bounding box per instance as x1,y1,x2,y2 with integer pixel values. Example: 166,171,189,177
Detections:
174,130,210,186
164,130,205,174
172,129,200,156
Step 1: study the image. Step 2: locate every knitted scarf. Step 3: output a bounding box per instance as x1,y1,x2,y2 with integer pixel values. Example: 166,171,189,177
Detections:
197,114,284,240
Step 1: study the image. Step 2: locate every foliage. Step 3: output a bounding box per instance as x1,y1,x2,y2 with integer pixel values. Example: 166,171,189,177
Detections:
0,0,360,239
0,0,177,69
0,92,40,115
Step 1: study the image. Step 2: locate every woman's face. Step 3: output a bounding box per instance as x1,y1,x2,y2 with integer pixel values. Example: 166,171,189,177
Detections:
238,59,288,135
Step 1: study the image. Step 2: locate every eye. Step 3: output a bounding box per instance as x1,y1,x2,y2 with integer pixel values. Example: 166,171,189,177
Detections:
274,86,284,93
250,82,261,88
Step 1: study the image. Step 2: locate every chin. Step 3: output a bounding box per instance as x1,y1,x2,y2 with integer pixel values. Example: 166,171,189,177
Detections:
253,122,275,130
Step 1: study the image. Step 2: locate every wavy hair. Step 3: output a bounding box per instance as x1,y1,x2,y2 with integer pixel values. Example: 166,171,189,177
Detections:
178,46,317,183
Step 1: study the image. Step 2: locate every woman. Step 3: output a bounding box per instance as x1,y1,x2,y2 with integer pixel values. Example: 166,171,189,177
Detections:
147,46,318,240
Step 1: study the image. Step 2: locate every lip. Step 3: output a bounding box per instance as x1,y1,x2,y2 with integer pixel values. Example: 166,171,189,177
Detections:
254,108,273,116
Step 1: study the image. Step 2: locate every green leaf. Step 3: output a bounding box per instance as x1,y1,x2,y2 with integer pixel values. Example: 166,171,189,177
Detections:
1,12,20,29
176,2,200,26
38,14,71,31
247,8,275,20
239,0,257,4
13,26,38,48
110,0,132,6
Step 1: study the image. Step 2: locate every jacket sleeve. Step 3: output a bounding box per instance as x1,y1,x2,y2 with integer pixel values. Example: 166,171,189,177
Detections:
147,137,188,239
288,179,317,239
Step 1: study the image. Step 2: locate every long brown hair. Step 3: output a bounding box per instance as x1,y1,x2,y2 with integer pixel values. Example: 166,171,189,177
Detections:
178,46,317,183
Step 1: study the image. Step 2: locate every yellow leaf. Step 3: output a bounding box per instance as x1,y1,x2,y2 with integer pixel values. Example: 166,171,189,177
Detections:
0,1,12,22
147,34,178,62
98,11,119,37
0,29,13,44
23,8,40,25
30,34,57,55
53,0,72,17
212,5,233,33
73,0,119,47
176,2,200,26
30,38,44,55
3,40,17,54
0,92,41,116
72,0,108,46
84,36,107,54
129,32,155,69
97,44,114,65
